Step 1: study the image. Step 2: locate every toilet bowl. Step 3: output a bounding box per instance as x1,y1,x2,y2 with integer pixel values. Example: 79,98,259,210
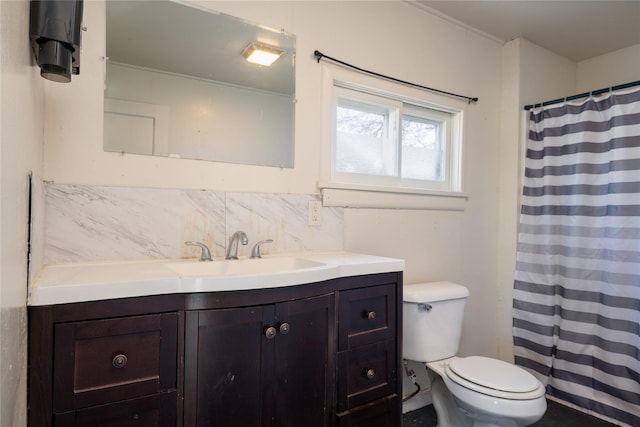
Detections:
428,356,546,427
403,282,547,427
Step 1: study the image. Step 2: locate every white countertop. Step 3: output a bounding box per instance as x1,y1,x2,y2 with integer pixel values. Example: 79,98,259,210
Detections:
28,251,405,306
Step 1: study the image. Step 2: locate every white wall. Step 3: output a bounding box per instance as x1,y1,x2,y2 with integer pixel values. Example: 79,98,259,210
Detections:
518,39,578,106
577,44,640,92
0,1,44,425
496,39,524,363
42,1,502,196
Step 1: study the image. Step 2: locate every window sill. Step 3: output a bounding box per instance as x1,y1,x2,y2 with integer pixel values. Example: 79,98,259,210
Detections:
319,182,467,210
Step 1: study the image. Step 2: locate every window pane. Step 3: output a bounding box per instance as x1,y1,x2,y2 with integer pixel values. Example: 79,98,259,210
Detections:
336,105,395,176
401,116,445,181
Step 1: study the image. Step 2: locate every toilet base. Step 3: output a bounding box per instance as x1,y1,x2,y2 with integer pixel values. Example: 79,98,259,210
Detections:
431,376,471,427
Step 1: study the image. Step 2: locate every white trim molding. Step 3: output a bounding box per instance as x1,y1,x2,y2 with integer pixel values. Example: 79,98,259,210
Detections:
320,183,467,210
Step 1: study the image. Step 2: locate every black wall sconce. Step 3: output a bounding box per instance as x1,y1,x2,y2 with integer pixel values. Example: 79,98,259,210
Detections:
29,0,83,83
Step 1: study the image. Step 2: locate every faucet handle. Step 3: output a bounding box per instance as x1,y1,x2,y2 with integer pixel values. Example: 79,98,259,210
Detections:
250,239,273,259
185,241,213,262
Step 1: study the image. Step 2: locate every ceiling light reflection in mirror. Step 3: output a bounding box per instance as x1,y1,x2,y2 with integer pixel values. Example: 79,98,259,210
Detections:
104,1,296,168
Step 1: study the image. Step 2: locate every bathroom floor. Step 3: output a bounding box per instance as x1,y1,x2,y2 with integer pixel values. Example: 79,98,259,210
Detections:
402,399,617,426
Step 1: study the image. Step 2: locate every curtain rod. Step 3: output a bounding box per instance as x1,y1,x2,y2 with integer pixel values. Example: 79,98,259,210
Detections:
314,50,479,104
524,80,640,111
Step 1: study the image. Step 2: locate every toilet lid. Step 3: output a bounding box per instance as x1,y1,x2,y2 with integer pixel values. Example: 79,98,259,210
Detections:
447,356,541,394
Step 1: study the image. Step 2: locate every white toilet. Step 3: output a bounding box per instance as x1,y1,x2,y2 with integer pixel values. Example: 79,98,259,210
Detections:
403,282,547,427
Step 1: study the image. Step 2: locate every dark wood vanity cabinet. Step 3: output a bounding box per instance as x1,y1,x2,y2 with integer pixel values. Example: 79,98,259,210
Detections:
183,294,335,426
28,272,402,427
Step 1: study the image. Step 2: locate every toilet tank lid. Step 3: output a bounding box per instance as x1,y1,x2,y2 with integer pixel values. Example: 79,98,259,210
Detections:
404,281,469,303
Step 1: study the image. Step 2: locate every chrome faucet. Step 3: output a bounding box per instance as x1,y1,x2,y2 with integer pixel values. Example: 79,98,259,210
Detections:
225,231,248,260
185,241,212,261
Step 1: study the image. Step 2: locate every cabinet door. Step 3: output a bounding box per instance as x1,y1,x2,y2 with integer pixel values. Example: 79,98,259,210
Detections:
184,293,335,427
273,293,335,427
184,305,273,426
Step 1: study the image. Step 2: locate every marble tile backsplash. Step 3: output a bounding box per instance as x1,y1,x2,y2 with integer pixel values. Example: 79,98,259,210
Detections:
44,184,344,264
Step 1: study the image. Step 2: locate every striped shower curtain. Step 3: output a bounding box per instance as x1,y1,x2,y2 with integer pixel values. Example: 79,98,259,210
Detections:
513,86,640,426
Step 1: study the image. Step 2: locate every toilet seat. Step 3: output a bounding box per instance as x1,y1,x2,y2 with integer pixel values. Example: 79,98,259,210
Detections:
445,356,545,400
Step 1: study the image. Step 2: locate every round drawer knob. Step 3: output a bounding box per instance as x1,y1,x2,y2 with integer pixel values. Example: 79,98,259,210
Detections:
365,369,375,380
279,322,291,335
366,311,376,320
265,326,277,339
112,353,128,368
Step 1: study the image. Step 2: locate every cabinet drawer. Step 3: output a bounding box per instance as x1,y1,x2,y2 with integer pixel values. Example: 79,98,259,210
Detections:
339,284,396,349
53,313,178,412
337,339,396,411
336,395,400,427
54,392,177,427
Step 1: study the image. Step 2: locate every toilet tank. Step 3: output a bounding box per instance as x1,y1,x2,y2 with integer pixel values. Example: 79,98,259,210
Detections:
403,282,469,362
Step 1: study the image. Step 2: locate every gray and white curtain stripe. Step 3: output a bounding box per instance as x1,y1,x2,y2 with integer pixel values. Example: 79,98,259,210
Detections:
513,86,640,426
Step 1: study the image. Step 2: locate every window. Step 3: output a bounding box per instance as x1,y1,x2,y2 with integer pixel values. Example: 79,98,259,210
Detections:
331,84,461,193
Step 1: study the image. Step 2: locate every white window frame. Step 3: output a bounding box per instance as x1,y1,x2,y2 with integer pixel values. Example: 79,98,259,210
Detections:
320,66,467,210
333,88,402,184
400,102,454,191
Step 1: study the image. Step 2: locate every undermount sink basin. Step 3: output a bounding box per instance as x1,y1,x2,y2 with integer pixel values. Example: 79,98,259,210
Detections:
166,256,327,278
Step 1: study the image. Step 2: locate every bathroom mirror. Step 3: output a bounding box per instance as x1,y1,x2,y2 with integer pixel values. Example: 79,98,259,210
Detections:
104,1,295,168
